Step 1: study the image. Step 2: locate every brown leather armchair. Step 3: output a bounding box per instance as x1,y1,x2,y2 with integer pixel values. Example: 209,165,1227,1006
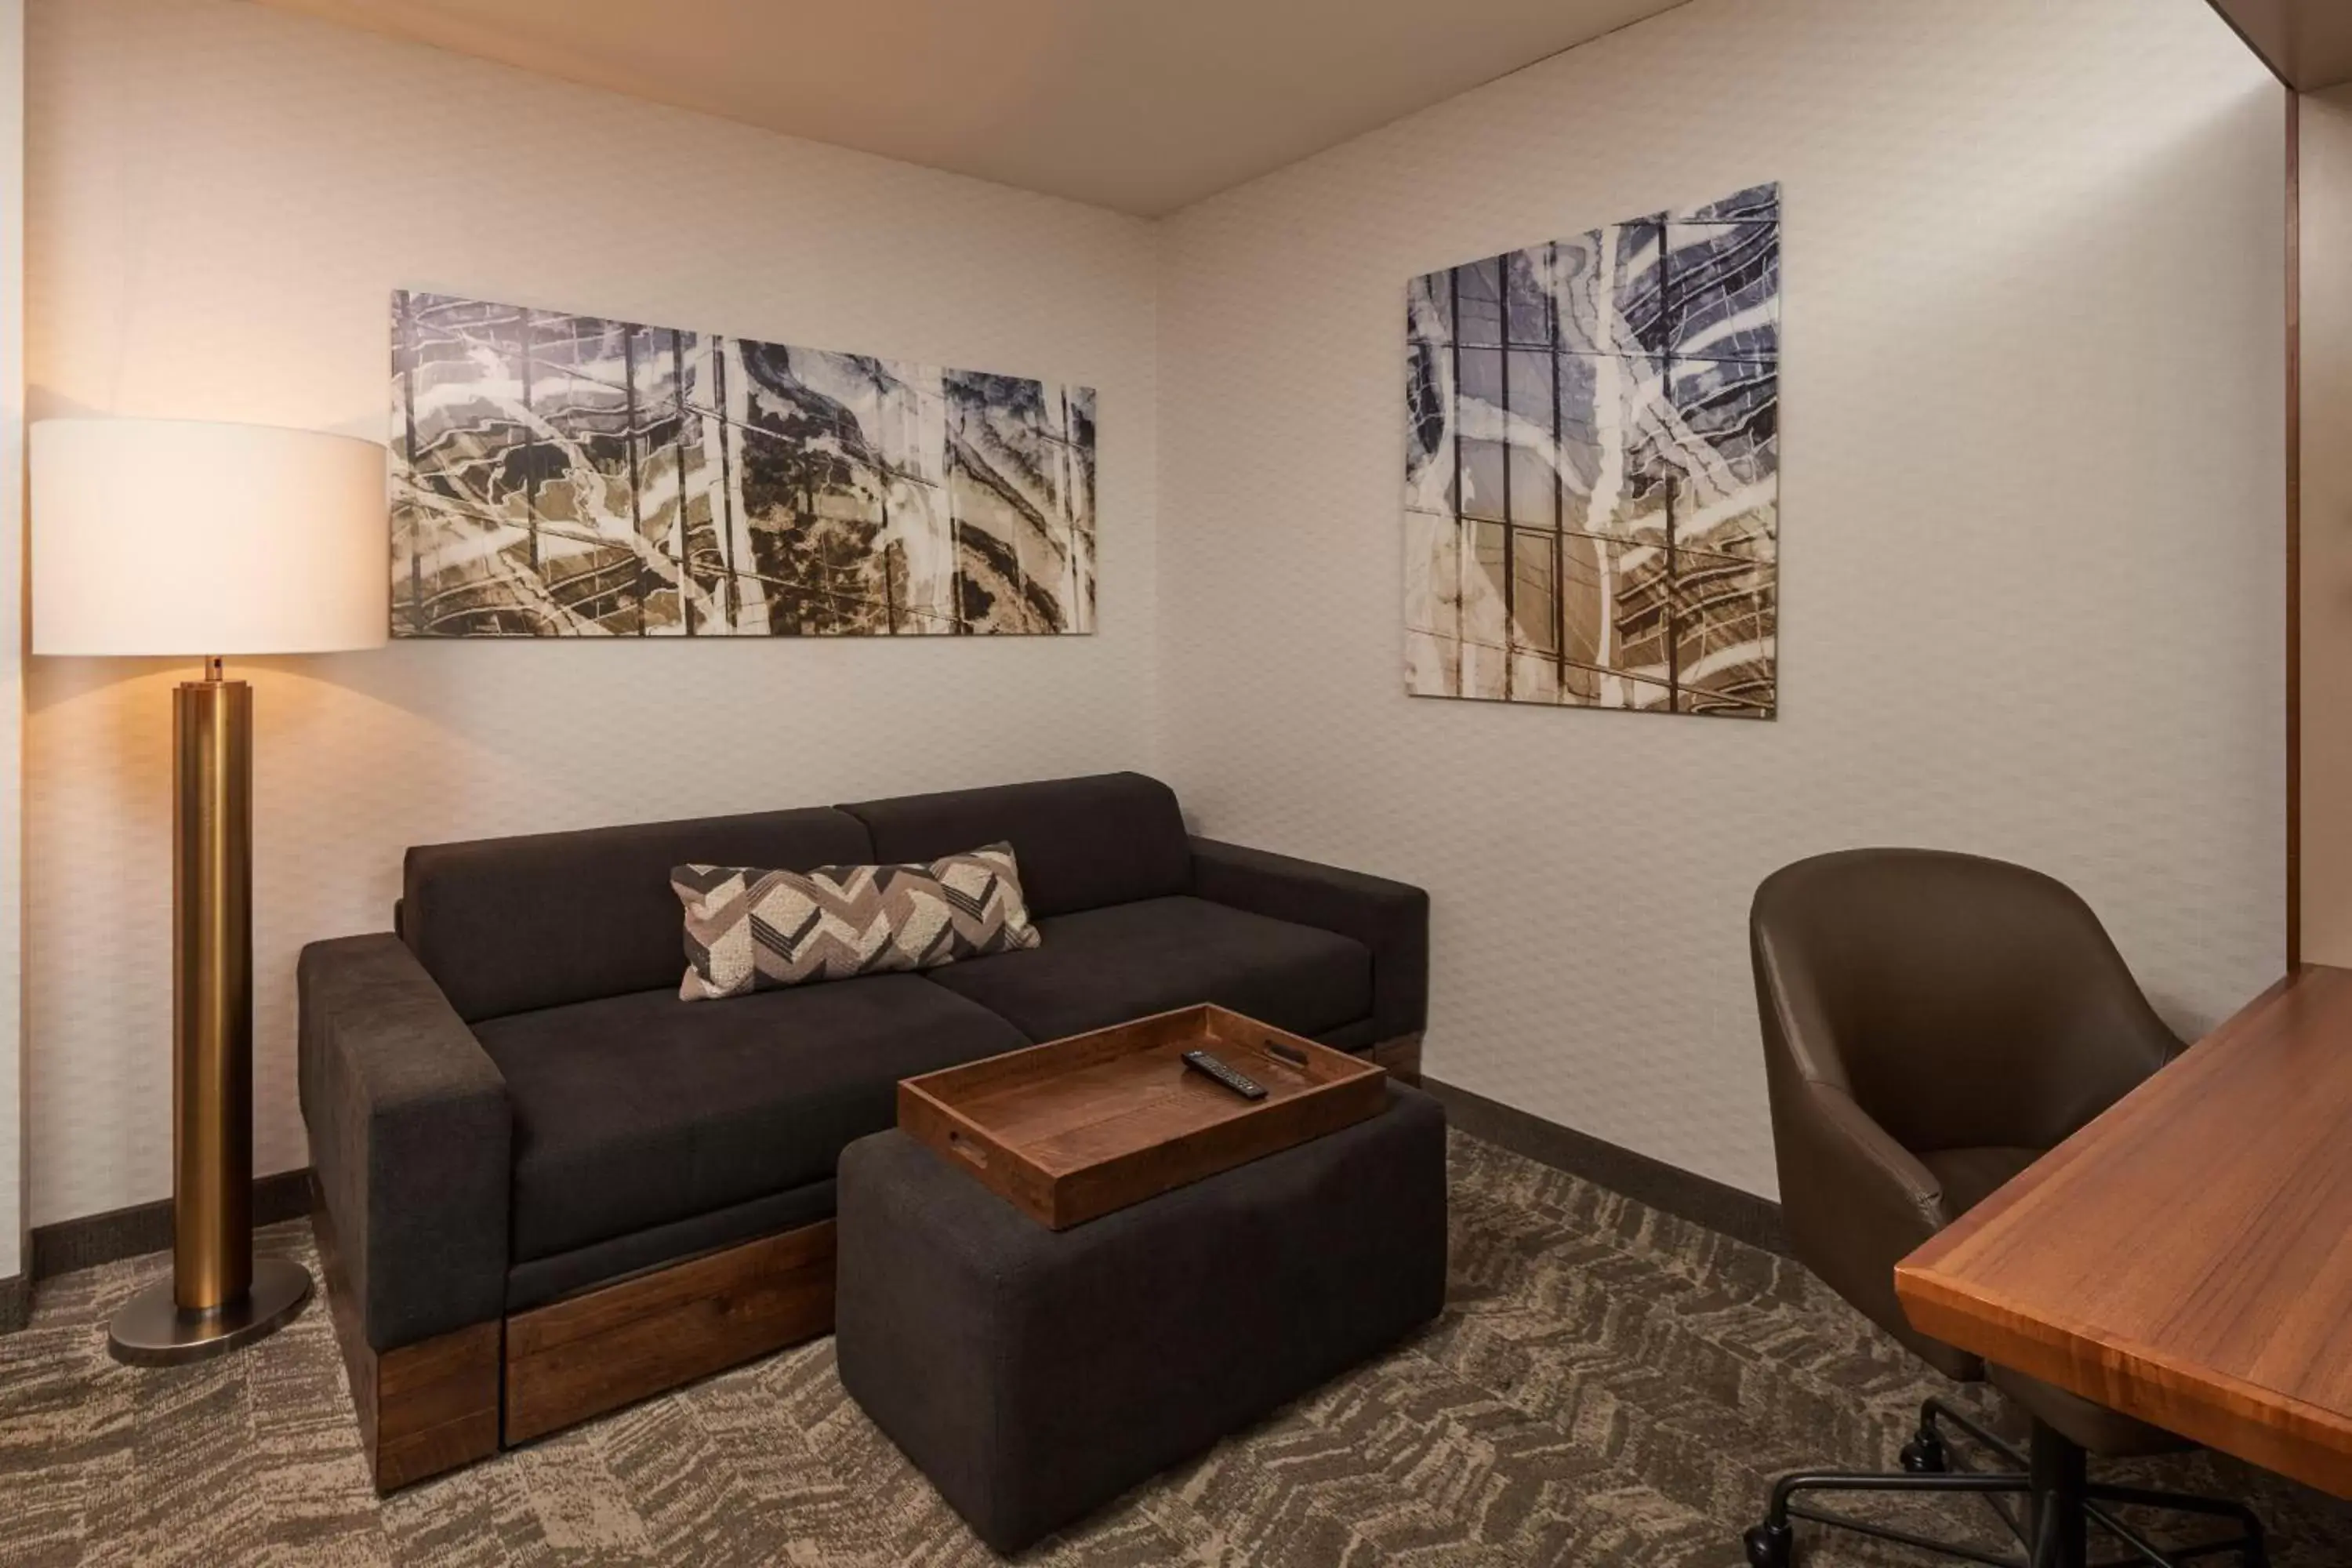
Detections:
1746,849,2265,1568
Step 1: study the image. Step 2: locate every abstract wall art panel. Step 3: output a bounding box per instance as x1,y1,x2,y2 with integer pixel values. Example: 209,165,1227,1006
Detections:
1403,183,1779,717
390,291,1097,637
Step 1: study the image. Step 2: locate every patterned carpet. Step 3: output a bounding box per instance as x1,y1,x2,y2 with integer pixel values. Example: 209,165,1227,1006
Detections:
4,1132,2349,1566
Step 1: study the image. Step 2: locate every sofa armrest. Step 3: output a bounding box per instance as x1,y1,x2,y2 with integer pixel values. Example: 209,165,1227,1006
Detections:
1188,837,1429,1042
298,934,510,1352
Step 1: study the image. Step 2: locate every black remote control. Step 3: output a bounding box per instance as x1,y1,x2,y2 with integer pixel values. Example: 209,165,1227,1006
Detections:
1181,1050,1269,1101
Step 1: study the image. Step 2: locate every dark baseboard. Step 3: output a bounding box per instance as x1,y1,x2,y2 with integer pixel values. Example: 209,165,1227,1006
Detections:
0,1272,26,1333
1421,1076,1788,1257
30,1167,317,1281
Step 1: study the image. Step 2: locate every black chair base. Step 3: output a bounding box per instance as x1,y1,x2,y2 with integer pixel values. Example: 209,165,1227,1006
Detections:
1745,1398,2266,1568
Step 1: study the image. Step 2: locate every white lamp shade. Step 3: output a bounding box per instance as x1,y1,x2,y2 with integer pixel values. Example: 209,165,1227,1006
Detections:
31,418,388,656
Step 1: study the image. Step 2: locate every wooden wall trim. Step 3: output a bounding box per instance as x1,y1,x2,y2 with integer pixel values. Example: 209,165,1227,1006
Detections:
2201,0,2352,93
31,1167,313,1280
2290,88,2304,971
2204,0,2296,89
1421,1076,1788,1256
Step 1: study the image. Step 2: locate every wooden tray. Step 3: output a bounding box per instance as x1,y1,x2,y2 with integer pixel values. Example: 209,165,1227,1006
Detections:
897,1004,1388,1229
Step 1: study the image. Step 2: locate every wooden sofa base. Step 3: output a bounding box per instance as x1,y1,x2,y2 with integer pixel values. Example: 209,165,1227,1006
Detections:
323,1031,1396,1490
316,1200,839,1493
1368,1032,1425,1084
312,1184,503,1492
504,1219,837,1445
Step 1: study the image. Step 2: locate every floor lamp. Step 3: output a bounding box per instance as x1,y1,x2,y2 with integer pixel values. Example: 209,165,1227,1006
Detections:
31,417,387,1365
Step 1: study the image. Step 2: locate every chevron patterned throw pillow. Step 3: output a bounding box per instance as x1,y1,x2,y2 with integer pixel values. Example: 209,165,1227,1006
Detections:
673,843,1043,1000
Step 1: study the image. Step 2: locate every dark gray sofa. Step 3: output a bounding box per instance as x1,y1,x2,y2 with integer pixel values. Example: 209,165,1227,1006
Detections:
296,771,1428,1483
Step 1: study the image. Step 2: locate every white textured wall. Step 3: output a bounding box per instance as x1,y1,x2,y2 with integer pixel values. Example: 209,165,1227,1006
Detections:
1,0,24,1280
20,0,2291,1229
23,0,1159,1225
1156,0,2287,1196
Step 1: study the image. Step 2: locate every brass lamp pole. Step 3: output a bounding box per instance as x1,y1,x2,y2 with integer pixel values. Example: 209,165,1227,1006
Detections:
31,418,387,1365
105,657,311,1360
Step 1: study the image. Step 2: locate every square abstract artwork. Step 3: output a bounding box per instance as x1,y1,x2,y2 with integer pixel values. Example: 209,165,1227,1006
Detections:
390,291,1097,637
1403,183,1779,717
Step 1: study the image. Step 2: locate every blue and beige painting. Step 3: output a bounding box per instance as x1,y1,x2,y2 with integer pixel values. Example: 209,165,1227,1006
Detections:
1405,183,1779,717
391,291,1096,637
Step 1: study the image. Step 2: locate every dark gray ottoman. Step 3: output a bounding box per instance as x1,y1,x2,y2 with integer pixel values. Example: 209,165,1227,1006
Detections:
836,1082,1447,1555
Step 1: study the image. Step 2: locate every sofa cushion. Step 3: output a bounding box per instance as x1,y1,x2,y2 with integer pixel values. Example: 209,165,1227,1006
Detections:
921,895,1372,1044
407,807,875,1022
839,773,1189,918
675,844,1040,1000
472,976,1029,1261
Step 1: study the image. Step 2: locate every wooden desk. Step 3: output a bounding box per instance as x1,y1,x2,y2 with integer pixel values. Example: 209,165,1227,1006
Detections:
1896,964,2352,1499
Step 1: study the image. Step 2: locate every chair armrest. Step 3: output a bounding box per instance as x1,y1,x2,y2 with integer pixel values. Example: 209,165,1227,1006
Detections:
1188,836,1429,1042
298,934,510,1352
1772,1074,1980,1379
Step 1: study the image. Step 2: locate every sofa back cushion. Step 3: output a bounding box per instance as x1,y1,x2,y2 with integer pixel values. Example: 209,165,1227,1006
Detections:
405,808,875,1022
839,773,1189,918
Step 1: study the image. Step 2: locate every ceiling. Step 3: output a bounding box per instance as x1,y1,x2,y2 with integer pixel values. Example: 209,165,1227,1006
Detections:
2203,0,2352,91
249,0,1693,216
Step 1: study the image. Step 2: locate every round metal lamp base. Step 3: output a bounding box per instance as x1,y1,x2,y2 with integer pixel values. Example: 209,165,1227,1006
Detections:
107,1258,314,1367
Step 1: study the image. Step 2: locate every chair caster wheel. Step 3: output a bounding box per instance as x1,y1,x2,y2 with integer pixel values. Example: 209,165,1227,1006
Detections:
1899,1433,1949,1473
1744,1521,1792,1567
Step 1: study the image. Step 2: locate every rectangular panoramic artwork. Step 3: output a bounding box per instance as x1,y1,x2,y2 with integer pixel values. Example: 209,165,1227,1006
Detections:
390,291,1097,637
1403,182,1779,717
